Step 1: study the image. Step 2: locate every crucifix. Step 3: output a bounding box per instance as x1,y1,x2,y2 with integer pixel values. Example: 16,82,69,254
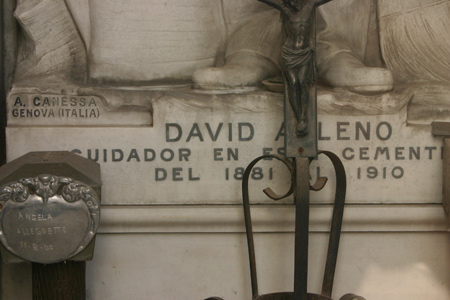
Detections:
206,1,366,299
239,1,365,300
259,0,333,153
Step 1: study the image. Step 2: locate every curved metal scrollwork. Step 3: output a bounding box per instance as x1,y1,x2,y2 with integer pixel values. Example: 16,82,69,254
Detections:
0,175,99,211
241,151,347,300
242,154,294,298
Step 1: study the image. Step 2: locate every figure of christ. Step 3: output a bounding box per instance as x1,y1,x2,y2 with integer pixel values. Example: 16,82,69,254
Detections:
258,0,333,136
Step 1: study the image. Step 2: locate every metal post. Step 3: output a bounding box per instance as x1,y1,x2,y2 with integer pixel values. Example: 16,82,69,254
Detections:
294,158,310,300
0,1,4,296
1,0,18,164
32,261,86,300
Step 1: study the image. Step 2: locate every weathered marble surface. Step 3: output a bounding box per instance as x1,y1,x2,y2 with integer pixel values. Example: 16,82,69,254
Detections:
13,0,87,83
6,89,446,205
4,3,450,300
11,0,450,99
8,82,450,126
7,84,153,126
6,0,450,207
4,226,450,300
317,0,450,93
378,0,450,83
87,0,225,83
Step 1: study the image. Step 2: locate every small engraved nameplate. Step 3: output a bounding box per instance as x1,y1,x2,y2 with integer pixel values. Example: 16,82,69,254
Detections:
0,175,100,264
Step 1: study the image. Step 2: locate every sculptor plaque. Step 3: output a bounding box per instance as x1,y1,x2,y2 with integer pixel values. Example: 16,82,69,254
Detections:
0,175,100,264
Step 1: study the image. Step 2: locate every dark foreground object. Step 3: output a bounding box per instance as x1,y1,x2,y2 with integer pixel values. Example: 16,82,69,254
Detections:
33,261,86,300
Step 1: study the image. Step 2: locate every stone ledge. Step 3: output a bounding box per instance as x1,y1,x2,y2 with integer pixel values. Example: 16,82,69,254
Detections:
8,82,450,127
98,204,448,234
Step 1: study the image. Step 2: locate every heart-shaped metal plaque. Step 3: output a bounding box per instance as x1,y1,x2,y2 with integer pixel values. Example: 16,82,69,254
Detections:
0,175,100,264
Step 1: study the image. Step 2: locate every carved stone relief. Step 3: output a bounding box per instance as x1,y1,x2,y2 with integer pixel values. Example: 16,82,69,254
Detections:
8,0,450,118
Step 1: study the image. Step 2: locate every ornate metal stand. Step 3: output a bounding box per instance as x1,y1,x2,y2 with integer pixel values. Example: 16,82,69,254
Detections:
0,152,101,300
241,152,351,300
205,1,366,300
238,1,365,298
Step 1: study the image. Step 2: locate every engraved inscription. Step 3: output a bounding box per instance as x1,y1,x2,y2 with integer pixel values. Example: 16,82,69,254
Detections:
0,175,100,263
16,226,66,235
71,121,441,184
18,212,53,221
20,242,54,252
10,95,101,120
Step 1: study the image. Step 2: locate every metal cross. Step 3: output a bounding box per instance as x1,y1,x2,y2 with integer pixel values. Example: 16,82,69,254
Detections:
239,1,364,300
206,1,366,299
